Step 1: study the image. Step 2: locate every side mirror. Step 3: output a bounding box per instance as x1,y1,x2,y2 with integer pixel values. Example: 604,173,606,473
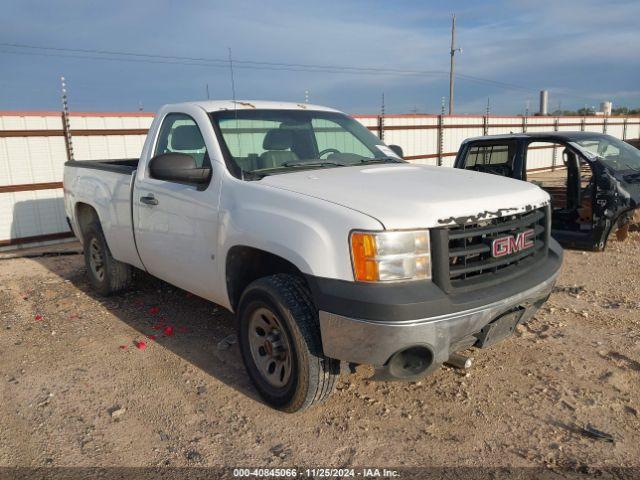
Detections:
389,145,404,158
149,153,211,184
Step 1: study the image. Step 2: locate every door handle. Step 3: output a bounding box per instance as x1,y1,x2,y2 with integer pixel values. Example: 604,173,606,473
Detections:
140,195,158,206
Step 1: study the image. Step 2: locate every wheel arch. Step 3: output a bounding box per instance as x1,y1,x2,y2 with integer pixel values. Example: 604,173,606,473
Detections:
225,245,311,312
74,202,101,242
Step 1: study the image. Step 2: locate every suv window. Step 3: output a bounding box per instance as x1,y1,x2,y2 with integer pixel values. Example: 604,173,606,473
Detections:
155,113,210,168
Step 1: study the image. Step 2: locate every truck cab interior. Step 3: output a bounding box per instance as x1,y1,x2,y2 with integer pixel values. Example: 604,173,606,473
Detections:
526,145,596,244
458,137,604,250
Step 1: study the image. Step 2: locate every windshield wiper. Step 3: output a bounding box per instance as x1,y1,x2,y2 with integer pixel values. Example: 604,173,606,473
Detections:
359,157,403,164
282,160,347,168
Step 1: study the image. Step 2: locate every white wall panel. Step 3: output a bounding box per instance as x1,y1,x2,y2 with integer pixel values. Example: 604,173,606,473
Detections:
1,111,638,249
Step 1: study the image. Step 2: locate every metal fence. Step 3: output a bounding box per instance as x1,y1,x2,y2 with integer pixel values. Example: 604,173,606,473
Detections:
1,110,638,249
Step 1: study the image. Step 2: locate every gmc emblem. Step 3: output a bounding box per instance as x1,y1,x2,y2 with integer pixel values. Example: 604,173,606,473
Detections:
491,229,535,257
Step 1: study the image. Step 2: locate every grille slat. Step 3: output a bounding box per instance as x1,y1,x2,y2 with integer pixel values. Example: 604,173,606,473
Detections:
448,209,545,240
449,240,545,276
443,206,548,289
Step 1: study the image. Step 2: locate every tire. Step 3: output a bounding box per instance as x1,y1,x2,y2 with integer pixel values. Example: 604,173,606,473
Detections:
237,274,340,412
83,220,132,296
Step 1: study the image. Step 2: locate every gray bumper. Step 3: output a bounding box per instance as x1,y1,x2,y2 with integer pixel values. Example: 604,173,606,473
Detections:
319,270,558,367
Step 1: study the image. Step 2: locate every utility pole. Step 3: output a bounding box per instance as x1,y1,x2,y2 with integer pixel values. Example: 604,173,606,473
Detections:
448,14,461,115
206,83,210,100
304,89,309,103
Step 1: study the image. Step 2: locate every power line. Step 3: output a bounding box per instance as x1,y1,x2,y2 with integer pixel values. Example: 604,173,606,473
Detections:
3,41,604,104
0,48,444,77
0,41,540,93
0,42,447,75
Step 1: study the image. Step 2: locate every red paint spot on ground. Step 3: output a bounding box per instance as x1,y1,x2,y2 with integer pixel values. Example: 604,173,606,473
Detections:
163,326,174,336
178,326,189,333
34,314,43,321
149,306,160,315
152,324,163,330
135,340,147,350
119,345,128,350
147,335,157,341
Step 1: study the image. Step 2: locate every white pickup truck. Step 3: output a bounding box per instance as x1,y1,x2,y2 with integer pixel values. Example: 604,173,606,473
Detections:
64,100,562,412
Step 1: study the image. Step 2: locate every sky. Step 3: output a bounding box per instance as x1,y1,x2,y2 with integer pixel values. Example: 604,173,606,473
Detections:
1,0,639,114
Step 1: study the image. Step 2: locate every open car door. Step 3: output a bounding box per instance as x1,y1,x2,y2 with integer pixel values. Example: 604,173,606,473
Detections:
526,147,602,250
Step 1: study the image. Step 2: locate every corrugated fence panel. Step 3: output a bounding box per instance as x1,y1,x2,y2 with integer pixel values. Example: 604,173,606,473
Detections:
1,110,639,249
0,111,154,249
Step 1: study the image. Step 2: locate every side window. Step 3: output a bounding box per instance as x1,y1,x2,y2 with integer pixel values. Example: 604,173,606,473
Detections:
154,113,209,168
463,143,513,177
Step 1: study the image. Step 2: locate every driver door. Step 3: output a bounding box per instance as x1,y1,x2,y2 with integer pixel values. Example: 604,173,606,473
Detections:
133,112,221,300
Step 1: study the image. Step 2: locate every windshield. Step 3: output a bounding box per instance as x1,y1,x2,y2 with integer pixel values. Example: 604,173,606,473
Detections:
571,135,640,172
210,109,403,177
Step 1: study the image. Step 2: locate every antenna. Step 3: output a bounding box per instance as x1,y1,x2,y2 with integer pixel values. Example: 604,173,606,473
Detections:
60,76,74,161
228,47,237,103
448,14,462,114
486,97,490,116
379,92,385,141
228,47,243,179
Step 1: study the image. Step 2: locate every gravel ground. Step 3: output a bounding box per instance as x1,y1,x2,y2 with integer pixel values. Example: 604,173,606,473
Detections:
1,233,639,475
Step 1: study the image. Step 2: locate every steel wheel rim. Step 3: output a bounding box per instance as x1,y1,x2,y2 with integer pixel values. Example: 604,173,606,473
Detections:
247,307,292,389
88,238,105,282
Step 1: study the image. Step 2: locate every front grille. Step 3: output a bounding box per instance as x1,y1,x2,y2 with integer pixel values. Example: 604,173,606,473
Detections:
432,206,548,291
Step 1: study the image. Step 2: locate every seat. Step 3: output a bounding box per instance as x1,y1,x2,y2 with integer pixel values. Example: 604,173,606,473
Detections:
259,129,299,168
564,149,580,210
170,124,208,167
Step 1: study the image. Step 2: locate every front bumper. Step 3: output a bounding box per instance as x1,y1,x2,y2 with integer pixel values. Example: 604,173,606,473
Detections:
319,269,557,368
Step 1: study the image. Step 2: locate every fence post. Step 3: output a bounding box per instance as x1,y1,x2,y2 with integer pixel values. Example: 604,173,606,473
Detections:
551,117,559,171
603,115,608,135
483,114,489,136
60,76,74,161
522,115,527,133
437,114,444,167
580,117,586,132
623,117,628,140
377,114,384,142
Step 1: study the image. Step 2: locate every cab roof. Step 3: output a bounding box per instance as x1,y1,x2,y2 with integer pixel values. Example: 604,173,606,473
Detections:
163,100,341,114
464,131,611,143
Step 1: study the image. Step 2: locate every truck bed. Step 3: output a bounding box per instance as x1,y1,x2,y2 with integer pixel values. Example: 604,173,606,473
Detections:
63,157,144,270
64,158,139,174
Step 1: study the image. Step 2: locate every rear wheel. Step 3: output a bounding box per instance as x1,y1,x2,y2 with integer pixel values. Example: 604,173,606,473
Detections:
237,274,340,412
83,220,132,296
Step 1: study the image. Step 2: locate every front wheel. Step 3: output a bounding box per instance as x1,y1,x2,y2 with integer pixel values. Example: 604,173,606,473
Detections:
237,274,340,412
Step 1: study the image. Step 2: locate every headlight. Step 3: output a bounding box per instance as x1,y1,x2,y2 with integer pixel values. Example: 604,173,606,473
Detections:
350,230,431,282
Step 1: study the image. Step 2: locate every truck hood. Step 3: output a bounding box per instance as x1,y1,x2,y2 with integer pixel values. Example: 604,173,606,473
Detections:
260,163,550,229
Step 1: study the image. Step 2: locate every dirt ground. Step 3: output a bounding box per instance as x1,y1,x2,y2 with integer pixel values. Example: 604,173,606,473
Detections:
1,232,639,475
